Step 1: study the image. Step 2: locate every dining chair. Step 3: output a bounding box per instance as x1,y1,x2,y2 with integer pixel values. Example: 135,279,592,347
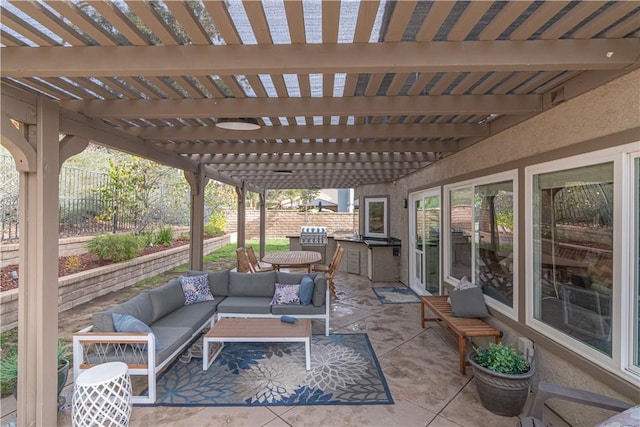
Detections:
236,247,253,273
312,244,344,299
246,246,274,272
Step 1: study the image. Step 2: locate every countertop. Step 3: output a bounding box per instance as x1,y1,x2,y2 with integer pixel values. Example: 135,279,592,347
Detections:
336,237,401,247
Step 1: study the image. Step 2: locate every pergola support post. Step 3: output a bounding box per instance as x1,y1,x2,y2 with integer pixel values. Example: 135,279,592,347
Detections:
185,164,209,271
259,191,267,258
236,183,246,248
15,97,60,426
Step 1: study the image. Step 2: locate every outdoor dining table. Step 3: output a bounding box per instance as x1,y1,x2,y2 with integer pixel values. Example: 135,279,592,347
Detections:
261,250,322,273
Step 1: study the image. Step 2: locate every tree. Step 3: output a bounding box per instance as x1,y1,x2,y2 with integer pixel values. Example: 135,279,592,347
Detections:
94,157,174,234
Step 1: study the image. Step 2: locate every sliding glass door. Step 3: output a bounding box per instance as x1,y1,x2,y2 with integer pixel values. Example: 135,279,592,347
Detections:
409,189,440,295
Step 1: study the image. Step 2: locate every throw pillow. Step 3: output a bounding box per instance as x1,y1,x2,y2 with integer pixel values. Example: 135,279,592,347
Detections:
111,313,163,350
179,274,214,305
270,283,301,305
298,275,314,305
448,276,477,304
449,286,489,318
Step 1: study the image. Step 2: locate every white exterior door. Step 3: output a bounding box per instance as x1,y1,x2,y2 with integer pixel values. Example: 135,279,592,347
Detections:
409,189,441,295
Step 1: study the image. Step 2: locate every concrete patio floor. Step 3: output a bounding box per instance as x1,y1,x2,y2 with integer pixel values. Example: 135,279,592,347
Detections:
3,271,568,427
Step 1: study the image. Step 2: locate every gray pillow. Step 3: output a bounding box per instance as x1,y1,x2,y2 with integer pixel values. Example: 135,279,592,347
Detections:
449,286,489,318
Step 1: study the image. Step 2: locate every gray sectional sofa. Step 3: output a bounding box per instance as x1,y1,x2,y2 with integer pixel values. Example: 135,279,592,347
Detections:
72,269,329,404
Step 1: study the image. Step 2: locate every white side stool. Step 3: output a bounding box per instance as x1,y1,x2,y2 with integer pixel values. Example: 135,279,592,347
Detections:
72,362,132,427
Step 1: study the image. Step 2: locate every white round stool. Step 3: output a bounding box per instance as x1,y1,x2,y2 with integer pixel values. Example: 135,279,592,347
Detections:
72,362,132,427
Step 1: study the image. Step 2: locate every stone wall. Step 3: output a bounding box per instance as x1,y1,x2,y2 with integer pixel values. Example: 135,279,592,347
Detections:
224,210,358,239
0,235,230,333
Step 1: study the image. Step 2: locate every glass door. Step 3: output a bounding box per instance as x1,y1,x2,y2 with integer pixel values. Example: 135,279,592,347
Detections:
409,189,440,295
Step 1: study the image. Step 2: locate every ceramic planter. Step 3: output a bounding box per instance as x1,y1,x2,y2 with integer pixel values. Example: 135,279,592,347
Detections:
467,351,535,417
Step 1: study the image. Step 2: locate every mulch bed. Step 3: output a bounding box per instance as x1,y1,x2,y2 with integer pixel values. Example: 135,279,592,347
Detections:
0,238,190,292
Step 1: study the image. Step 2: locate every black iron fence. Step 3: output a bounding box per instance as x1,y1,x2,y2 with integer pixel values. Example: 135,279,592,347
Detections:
1,155,190,243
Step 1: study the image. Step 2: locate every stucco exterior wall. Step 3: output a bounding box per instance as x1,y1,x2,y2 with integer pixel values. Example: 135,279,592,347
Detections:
356,69,640,424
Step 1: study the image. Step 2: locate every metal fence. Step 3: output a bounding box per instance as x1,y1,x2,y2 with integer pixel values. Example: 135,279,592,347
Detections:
1,155,190,243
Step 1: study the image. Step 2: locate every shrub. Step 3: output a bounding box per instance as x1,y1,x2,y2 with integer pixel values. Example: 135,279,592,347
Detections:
87,233,142,262
473,342,530,375
154,225,173,246
205,212,227,236
139,230,155,247
64,255,84,274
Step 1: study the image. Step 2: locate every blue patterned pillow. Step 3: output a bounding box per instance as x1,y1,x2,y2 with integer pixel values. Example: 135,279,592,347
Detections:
270,283,301,305
179,274,214,305
112,313,163,350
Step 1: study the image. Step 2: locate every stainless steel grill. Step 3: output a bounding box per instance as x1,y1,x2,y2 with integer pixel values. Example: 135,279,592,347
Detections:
300,226,328,246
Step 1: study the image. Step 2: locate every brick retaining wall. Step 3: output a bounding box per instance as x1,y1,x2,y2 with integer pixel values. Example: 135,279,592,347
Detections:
0,235,230,333
224,210,358,238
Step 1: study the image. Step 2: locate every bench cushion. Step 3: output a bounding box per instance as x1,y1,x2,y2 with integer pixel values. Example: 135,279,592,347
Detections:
270,304,326,315
150,326,194,364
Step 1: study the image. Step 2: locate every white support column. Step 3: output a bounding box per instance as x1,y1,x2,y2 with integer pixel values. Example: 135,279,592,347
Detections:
185,165,209,271
16,97,60,425
236,183,246,248
259,191,267,258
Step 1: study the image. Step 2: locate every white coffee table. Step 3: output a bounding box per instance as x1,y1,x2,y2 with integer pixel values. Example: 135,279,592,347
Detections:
203,318,312,371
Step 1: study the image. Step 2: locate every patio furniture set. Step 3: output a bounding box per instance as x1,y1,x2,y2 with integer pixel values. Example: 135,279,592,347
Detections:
72,268,329,404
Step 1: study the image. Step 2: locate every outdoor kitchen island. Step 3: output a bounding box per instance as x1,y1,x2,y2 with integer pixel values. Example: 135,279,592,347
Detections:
335,237,401,282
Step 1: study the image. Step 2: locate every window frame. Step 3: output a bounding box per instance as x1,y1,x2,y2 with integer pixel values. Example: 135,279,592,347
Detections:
443,169,518,319
525,142,639,386
363,196,388,239
625,151,640,377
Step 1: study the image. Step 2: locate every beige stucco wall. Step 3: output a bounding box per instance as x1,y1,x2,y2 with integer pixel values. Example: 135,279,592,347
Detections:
356,69,640,424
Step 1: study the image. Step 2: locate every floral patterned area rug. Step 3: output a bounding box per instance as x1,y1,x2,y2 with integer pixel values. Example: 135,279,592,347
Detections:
142,333,393,407
372,287,420,304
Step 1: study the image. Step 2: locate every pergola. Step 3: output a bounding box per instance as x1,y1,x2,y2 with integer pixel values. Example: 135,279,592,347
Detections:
1,1,639,424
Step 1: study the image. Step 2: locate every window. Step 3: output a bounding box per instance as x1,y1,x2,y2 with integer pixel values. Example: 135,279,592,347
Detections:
531,162,614,356
444,171,517,315
475,181,515,308
448,187,473,280
363,196,388,238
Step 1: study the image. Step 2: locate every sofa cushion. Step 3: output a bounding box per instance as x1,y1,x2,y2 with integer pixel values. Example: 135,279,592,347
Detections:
312,275,327,307
149,326,194,364
299,275,314,305
271,304,326,315
216,297,273,314
112,313,163,350
270,284,301,305
93,292,153,332
147,279,185,323
188,269,230,296
179,274,214,305
151,300,219,334
275,271,319,284
228,271,277,297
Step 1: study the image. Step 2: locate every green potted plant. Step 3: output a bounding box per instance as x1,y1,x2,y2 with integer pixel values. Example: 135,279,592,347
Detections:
467,342,535,417
1,340,71,408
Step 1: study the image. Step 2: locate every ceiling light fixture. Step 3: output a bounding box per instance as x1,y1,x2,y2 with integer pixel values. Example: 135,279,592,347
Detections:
215,118,261,131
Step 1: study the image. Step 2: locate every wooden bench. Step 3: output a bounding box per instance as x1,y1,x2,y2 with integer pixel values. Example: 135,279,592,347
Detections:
420,295,503,375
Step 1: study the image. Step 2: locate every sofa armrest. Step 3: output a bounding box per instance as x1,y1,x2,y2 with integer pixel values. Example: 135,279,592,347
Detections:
72,330,157,379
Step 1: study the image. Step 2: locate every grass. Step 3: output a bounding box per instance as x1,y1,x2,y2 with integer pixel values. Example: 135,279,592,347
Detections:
202,238,289,263
0,238,290,396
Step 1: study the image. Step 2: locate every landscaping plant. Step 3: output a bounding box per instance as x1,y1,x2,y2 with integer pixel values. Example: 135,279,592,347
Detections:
88,233,143,262
473,342,530,375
